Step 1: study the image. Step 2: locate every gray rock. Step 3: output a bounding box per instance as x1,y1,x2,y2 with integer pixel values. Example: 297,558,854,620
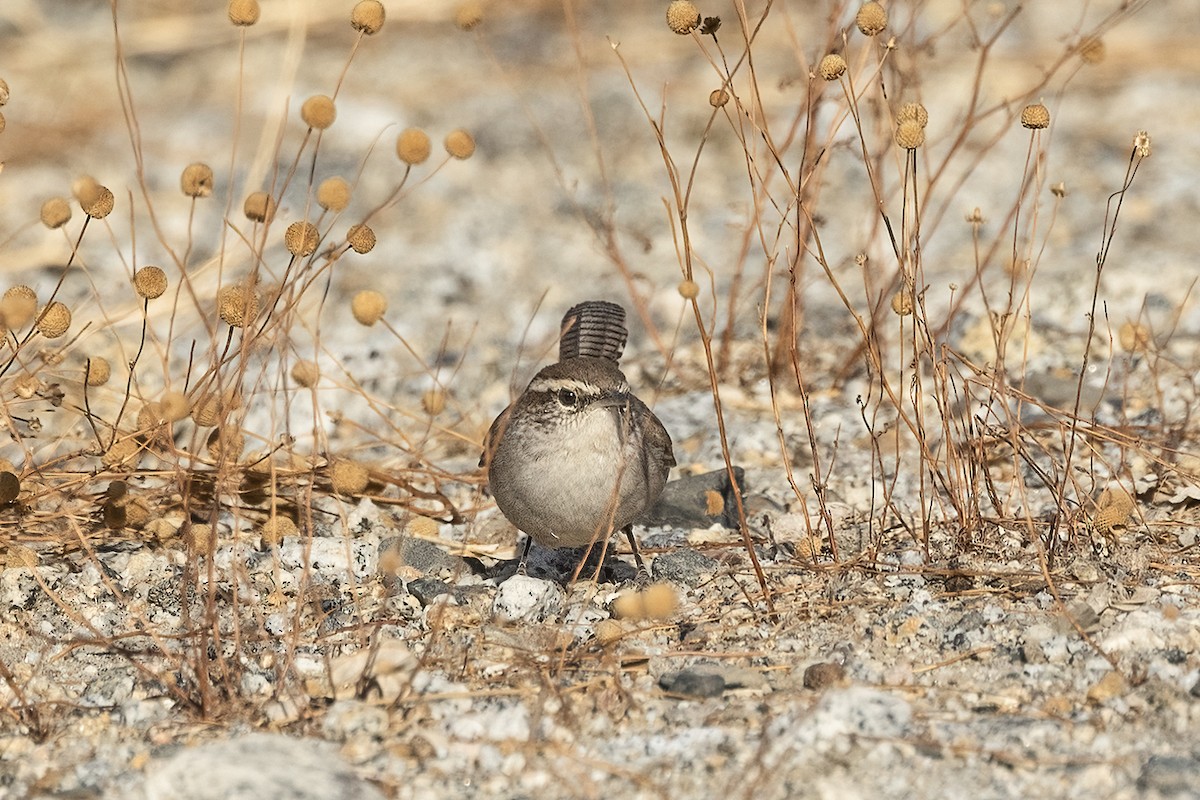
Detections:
660,669,726,698
138,733,384,800
1137,754,1200,797
640,467,747,530
652,548,719,587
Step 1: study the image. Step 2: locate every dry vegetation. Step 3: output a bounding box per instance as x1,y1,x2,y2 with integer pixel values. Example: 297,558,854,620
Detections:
0,0,1192,794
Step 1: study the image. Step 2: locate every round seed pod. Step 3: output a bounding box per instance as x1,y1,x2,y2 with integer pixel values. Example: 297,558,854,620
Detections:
35,302,71,338
40,197,72,229
2,286,38,329
0,471,20,505
346,224,376,254
1021,103,1050,129
191,391,238,427
228,0,260,25
291,359,319,387
218,284,259,327
1118,322,1151,353
640,583,679,619
316,177,351,212
285,221,320,256
260,514,298,546
207,426,245,460
666,0,701,34
396,128,432,165
85,356,112,386
708,89,729,107
455,1,483,30
300,95,336,130
330,459,370,495
351,290,387,326
0,78,9,106
13,373,41,399
137,401,169,433
818,53,846,80
180,163,214,198
855,2,887,36
134,266,168,299
891,290,914,316
593,619,624,646
183,522,216,555
81,185,115,219
677,279,700,299
160,390,191,422
895,119,925,149
897,102,929,128
421,387,446,416
244,191,276,223
101,438,141,469
444,129,475,160
350,0,385,34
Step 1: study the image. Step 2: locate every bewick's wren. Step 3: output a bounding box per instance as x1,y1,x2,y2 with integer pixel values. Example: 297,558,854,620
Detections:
481,301,675,573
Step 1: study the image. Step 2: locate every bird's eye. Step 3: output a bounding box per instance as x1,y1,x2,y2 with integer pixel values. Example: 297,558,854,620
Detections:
557,389,578,407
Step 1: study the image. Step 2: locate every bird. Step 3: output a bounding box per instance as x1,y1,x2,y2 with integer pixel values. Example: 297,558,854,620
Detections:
481,300,675,574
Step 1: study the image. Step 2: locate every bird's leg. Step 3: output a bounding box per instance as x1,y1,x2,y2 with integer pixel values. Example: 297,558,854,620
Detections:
624,525,650,584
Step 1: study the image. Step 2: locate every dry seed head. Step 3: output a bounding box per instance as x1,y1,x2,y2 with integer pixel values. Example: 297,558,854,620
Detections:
2,285,37,329
228,0,260,25
137,401,169,434
190,392,234,427
218,284,260,327
102,438,141,469
966,207,984,224
1133,130,1151,158
897,102,928,128
444,129,476,160
180,163,214,198
455,1,484,30
421,387,446,416
1021,103,1050,129
1079,36,1105,64
1118,321,1152,353
260,514,298,546
207,426,245,460
397,128,432,165
160,390,191,422
666,1,701,35
0,472,20,505
677,278,700,300
890,290,914,316
641,583,679,618
134,266,168,299
85,356,111,386
183,523,216,556
351,290,387,325
817,54,847,80
330,459,370,495
347,224,376,254
244,191,276,223
291,359,320,387
81,185,115,219
351,0,385,34
300,95,336,130
0,78,8,106
1093,486,1135,534
317,177,352,212
72,175,100,204
708,88,729,107
35,302,71,338
285,221,320,256
895,119,925,149
13,373,41,399
593,619,624,646
40,197,72,229
0,112,5,134
856,2,887,35
405,515,440,539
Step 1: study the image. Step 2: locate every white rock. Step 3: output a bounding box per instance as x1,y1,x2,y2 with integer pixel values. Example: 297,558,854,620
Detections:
491,575,565,623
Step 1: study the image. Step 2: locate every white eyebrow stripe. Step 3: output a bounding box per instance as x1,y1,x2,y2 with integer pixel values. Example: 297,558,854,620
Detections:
528,377,629,395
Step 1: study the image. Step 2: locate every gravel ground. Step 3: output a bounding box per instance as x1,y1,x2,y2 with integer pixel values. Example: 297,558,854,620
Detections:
1,2,1199,799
